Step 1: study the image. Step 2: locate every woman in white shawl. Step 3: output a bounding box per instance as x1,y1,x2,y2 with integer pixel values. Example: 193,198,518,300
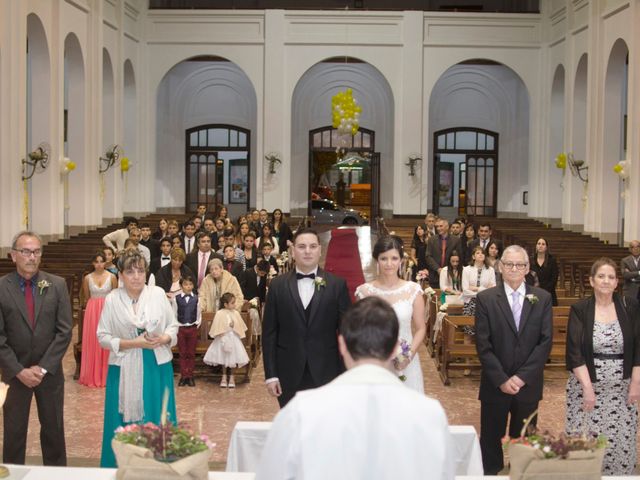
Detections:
97,250,179,468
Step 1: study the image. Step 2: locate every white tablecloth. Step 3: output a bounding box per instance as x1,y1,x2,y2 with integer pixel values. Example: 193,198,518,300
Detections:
3,465,254,480
226,421,484,475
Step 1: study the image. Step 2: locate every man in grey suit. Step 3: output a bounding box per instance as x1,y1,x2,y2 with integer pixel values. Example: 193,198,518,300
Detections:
0,231,72,465
621,240,640,300
475,245,552,475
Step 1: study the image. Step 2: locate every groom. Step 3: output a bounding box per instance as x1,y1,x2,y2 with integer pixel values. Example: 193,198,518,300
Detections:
262,228,351,407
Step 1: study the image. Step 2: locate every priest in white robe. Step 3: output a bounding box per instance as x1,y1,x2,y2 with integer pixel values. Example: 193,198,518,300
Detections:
256,296,455,480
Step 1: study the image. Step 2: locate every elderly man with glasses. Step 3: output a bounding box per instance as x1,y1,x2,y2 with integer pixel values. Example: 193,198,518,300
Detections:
0,231,72,466
474,245,553,475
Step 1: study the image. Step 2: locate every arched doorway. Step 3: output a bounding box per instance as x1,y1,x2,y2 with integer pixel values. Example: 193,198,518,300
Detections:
291,59,393,217
433,128,498,217
601,39,628,242
429,60,530,217
26,13,51,231
63,33,85,229
155,56,257,217
565,54,588,227
185,124,250,213
308,126,379,219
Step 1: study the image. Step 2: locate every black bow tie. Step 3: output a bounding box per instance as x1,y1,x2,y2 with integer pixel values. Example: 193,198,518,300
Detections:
162,257,170,261
296,272,315,280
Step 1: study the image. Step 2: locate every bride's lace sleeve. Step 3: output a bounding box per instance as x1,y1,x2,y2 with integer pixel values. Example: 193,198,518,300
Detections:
408,281,423,304
354,283,368,300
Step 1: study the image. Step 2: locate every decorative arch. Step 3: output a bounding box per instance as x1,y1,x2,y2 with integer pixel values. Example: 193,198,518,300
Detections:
601,39,629,236
291,58,394,215
102,48,119,218
123,59,137,211
429,60,530,216
64,32,86,227
155,56,257,213
26,13,52,231
548,64,565,217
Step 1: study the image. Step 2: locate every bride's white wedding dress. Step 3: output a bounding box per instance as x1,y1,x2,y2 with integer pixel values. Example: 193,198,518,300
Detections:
355,281,425,393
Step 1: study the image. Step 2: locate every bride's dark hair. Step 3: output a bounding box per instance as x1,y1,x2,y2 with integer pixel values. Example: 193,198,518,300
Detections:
372,235,404,260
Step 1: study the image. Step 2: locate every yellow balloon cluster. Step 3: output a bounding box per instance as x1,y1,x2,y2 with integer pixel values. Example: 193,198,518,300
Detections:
555,153,567,169
332,88,362,136
120,157,130,172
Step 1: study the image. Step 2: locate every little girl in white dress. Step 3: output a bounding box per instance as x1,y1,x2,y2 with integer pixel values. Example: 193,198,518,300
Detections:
203,292,249,388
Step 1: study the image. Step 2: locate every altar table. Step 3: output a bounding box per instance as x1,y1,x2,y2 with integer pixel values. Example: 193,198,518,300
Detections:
225,421,483,475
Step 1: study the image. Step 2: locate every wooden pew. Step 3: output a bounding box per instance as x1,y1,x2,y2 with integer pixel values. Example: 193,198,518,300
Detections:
438,315,478,386
436,305,572,385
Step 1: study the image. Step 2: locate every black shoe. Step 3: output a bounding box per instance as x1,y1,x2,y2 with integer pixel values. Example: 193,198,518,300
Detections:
178,378,186,387
188,378,196,387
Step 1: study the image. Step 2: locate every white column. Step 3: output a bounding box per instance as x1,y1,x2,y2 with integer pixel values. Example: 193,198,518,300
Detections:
262,10,285,211
0,1,27,250
394,11,424,215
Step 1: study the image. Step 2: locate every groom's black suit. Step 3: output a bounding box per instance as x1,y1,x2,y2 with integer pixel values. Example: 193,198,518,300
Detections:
262,268,351,407
475,284,552,474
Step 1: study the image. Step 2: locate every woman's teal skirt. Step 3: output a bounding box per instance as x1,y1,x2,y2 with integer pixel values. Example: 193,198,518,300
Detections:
100,349,177,467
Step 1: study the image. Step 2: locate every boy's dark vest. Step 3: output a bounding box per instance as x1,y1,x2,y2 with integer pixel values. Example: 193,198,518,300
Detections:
175,295,198,325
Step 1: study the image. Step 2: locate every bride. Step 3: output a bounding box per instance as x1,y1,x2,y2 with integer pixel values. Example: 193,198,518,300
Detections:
355,235,426,393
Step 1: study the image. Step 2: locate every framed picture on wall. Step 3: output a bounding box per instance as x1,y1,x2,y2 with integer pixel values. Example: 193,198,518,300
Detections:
229,159,248,204
438,162,454,207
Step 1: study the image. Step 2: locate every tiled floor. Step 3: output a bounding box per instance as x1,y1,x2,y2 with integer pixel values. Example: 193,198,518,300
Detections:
2,227,635,469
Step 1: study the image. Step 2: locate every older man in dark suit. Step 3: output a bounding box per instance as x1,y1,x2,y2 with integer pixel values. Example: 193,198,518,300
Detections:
0,231,73,465
475,245,553,475
621,240,640,300
262,228,351,407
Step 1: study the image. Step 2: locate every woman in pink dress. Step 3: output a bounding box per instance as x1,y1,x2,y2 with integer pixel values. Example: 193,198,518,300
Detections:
78,252,118,387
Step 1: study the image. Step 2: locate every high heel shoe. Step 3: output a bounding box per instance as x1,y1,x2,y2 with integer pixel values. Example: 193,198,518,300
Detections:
228,376,236,388
220,376,228,388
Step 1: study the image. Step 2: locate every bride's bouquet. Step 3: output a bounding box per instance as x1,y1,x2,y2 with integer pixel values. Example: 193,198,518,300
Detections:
393,339,411,382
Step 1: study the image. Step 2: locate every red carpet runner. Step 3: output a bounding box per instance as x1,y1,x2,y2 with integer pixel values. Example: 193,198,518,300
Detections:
323,228,365,302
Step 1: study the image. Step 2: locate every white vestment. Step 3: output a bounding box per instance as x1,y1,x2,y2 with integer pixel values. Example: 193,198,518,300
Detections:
256,364,455,480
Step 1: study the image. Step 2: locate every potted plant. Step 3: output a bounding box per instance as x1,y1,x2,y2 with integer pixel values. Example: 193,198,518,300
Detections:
504,411,607,480
112,420,213,480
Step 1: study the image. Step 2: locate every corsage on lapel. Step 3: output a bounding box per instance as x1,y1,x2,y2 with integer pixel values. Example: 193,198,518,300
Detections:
37,279,52,295
314,276,327,291
525,293,538,305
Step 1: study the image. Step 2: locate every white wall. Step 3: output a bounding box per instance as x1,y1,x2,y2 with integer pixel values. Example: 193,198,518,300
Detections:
1,1,639,249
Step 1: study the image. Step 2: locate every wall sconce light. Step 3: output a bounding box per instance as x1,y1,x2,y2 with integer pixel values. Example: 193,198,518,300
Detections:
99,144,123,173
265,152,282,174
22,142,51,180
567,153,588,183
405,154,422,177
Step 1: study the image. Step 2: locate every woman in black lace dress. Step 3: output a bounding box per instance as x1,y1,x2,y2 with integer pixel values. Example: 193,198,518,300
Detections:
565,258,640,475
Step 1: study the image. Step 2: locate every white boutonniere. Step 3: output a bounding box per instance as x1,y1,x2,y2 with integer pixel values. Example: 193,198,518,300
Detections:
314,276,327,291
525,294,539,304
37,279,51,295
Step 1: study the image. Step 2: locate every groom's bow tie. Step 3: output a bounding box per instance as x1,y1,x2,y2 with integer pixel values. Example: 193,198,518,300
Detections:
296,272,316,280
162,256,170,261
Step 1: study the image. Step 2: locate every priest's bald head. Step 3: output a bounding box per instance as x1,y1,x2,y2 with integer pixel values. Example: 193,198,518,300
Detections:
338,296,399,369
